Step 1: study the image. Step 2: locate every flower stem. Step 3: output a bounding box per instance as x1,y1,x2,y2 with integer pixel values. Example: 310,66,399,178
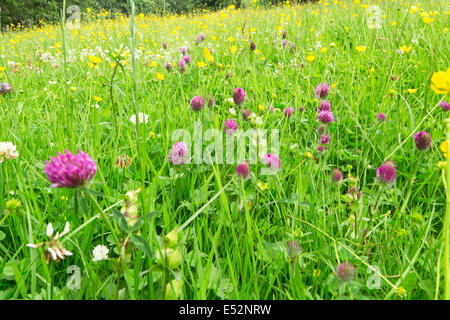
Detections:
444,118,450,299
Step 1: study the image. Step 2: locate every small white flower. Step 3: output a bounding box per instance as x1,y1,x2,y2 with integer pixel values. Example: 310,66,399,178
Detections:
0,141,19,162
229,108,236,116
129,112,149,124
27,222,72,264
92,245,109,262
46,223,54,238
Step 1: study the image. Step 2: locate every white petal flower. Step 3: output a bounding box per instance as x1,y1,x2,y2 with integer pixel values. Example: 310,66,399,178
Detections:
46,223,54,238
0,141,19,162
92,245,109,262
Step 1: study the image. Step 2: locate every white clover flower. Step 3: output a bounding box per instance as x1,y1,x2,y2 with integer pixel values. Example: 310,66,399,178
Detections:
130,112,149,124
27,222,72,264
0,141,19,163
92,245,109,262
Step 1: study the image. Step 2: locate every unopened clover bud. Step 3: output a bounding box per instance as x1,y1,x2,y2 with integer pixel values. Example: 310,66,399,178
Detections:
164,226,180,248
167,247,182,269
155,247,182,269
155,247,172,265
287,241,301,260
165,279,183,300
6,199,22,212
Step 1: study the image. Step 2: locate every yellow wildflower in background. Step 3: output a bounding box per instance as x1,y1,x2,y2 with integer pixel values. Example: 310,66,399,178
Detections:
203,47,214,64
440,140,450,158
156,72,164,81
430,67,450,95
356,45,366,53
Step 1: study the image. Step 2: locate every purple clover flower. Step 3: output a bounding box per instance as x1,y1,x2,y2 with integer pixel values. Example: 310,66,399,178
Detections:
318,100,331,112
377,113,386,122
319,134,330,145
224,119,238,135
284,107,294,118
376,161,396,185
414,131,431,151
236,161,250,179
0,82,13,95
44,150,97,188
233,88,246,105
190,95,204,112
168,142,189,166
315,82,329,98
264,153,281,170
318,110,334,124
439,101,450,111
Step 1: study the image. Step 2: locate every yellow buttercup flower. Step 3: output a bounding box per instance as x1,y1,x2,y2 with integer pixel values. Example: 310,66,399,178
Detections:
88,55,102,64
356,45,366,53
197,61,207,68
230,45,237,54
430,67,450,95
440,140,450,158
306,54,315,62
203,47,214,64
94,96,103,102
407,88,418,94
156,72,164,81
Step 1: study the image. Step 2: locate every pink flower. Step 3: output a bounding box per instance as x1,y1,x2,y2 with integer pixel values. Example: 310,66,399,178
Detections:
242,109,251,121
319,134,330,145
332,168,343,184
232,88,246,105
190,95,204,112
284,107,294,118
44,150,97,188
315,82,329,98
224,119,238,135
377,113,386,122
264,154,281,170
318,110,334,124
168,142,189,165
318,100,331,112
376,161,396,184
414,131,431,151
236,161,250,179
439,101,450,111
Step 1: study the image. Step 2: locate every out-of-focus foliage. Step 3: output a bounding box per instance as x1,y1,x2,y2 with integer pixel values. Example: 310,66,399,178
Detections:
0,0,316,29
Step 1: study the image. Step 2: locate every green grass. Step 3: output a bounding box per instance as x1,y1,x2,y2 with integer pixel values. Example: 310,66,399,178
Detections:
0,0,449,300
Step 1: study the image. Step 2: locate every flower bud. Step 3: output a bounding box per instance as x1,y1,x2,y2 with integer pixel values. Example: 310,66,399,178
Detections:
5,199,22,212
164,226,180,248
414,131,431,151
232,88,246,105
287,241,301,260
165,279,183,300
332,168,343,185
336,262,355,282
167,247,182,269
317,124,326,135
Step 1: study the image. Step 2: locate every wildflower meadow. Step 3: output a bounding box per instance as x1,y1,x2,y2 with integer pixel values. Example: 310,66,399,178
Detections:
0,0,449,302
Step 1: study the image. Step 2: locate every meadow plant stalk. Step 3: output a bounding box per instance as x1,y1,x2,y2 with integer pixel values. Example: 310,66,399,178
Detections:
445,118,450,299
